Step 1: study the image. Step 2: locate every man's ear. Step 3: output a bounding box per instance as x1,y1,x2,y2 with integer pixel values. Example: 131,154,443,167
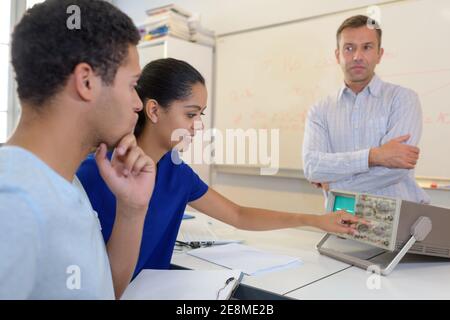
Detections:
335,48,340,64
145,99,159,124
377,47,384,64
73,63,98,102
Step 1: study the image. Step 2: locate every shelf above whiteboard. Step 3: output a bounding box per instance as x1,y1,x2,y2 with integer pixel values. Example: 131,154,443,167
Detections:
213,165,450,192
213,164,305,179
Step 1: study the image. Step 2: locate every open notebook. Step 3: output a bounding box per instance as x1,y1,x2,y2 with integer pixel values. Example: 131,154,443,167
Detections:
121,269,243,300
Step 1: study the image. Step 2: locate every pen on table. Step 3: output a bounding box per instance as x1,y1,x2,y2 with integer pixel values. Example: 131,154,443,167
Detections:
207,240,242,245
182,213,195,220
190,240,241,247
175,240,242,248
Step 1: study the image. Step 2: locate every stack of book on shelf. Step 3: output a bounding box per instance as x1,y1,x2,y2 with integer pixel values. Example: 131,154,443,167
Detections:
139,4,191,42
138,4,215,47
188,16,215,47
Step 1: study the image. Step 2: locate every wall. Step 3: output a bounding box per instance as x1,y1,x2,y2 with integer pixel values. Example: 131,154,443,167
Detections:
114,0,450,213
113,0,395,35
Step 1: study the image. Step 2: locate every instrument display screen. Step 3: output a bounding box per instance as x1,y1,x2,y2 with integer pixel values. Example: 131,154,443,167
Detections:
333,195,356,214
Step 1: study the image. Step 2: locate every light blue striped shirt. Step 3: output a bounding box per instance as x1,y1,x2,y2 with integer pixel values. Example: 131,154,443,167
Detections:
303,75,430,204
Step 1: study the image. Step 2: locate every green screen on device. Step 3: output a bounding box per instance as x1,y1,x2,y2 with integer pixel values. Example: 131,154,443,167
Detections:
333,195,355,215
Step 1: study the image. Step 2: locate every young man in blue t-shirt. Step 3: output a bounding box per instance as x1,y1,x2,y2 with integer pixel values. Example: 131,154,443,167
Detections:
0,0,155,299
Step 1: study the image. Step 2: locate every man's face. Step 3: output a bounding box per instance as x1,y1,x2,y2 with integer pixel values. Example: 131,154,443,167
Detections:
95,45,142,147
335,26,384,84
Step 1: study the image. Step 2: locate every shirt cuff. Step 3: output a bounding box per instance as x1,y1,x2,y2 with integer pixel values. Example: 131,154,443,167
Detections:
329,148,370,191
354,148,370,174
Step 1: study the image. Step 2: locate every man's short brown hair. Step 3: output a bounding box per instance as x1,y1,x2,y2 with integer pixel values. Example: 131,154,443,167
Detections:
336,15,382,49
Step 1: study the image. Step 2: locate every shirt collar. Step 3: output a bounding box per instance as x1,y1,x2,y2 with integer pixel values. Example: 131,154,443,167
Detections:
367,74,382,97
338,74,382,100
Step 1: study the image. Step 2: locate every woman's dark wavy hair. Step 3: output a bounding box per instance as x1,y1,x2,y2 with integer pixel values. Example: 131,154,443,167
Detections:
134,58,205,138
11,0,140,107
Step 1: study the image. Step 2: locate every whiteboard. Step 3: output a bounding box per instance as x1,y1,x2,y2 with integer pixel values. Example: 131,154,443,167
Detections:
215,0,450,179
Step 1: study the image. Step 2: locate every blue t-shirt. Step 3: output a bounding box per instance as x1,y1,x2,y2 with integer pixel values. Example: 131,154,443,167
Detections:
76,150,208,278
0,146,114,299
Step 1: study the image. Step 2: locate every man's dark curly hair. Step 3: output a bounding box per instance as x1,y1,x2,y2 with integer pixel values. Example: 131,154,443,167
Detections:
11,0,140,107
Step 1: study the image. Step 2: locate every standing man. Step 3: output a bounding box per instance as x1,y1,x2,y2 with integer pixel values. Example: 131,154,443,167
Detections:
0,0,155,299
303,15,430,203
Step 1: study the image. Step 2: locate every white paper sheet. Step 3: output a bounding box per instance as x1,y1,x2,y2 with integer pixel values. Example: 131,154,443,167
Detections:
187,243,302,275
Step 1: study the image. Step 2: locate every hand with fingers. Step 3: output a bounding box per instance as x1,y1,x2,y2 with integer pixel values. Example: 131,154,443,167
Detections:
314,210,368,235
311,182,330,191
369,134,420,169
94,133,156,214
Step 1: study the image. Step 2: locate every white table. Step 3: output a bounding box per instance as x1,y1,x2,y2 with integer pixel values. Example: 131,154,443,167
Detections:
172,212,351,297
173,212,450,299
286,251,450,300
